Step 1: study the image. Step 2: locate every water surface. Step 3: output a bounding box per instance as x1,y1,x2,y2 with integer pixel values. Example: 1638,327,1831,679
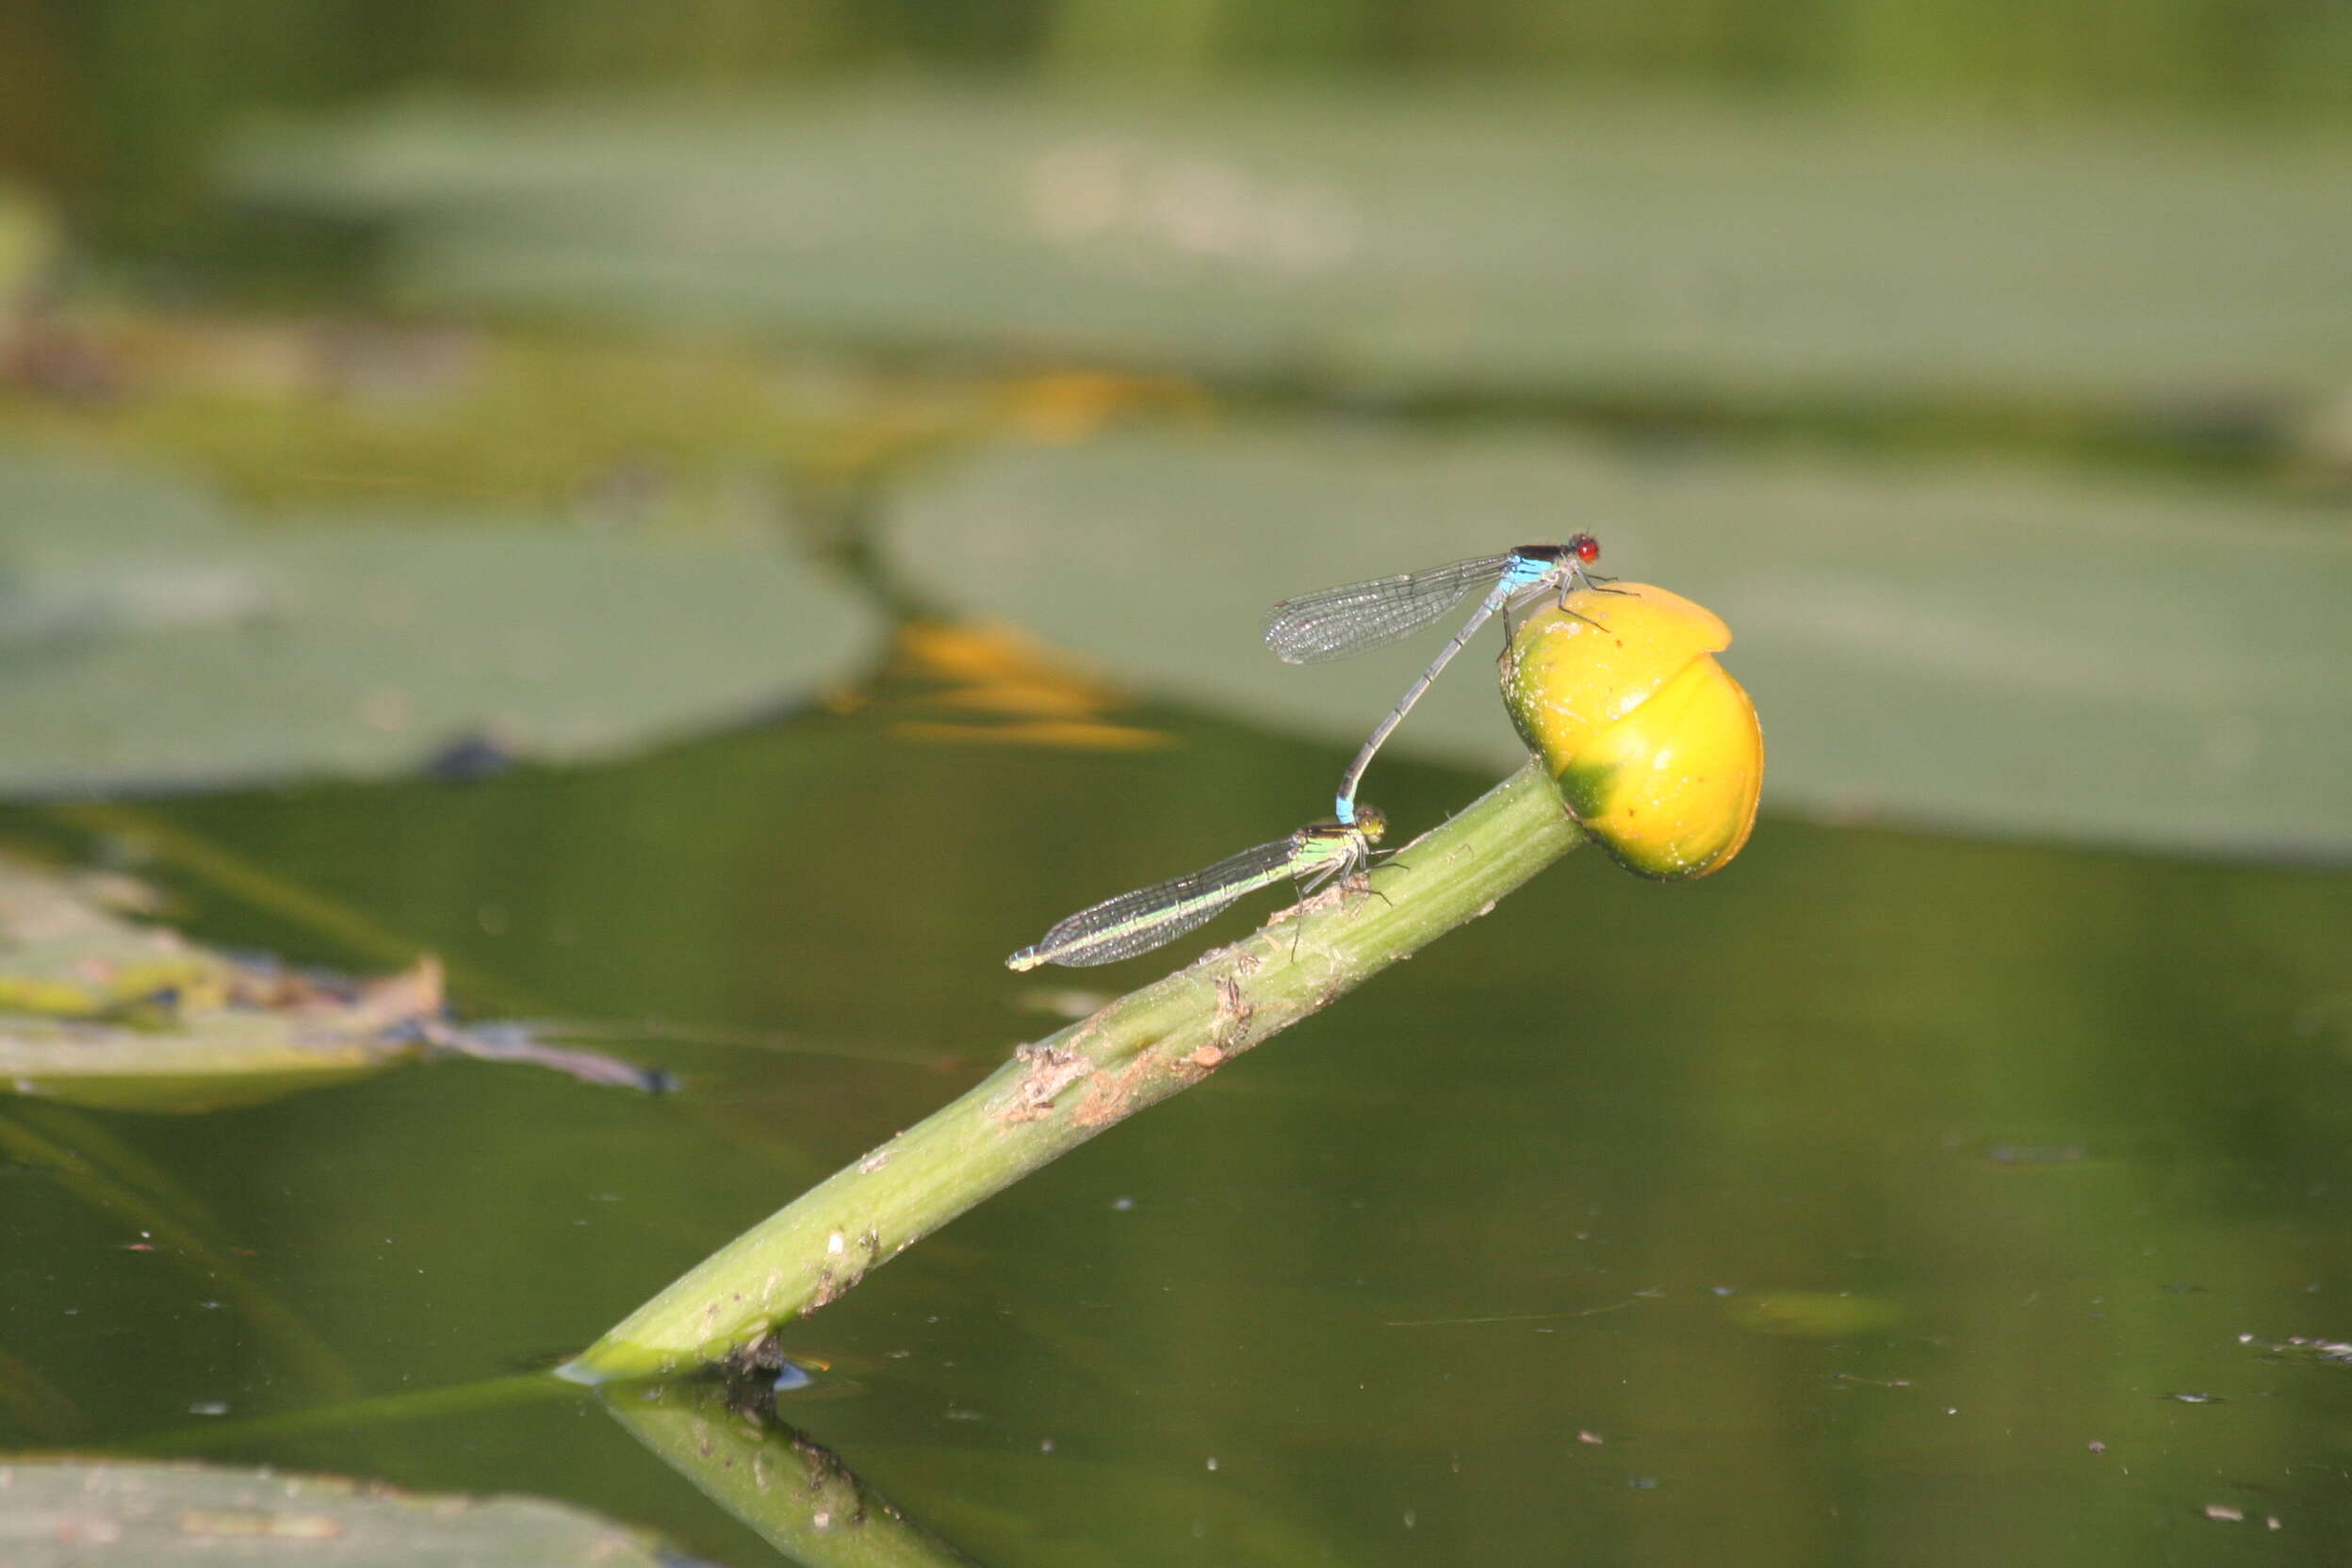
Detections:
7,690,2346,1564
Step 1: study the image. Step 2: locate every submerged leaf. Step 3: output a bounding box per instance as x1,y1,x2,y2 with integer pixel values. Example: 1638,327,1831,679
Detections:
0,855,646,1111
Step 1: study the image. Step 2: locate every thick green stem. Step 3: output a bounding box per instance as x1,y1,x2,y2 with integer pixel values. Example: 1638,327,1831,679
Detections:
563,761,1582,1381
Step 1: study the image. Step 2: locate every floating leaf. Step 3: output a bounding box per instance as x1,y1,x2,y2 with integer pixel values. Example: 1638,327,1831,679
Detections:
0,447,881,798
0,1460,684,1567
228,90,2352,431
881,429,2352,859
0,987,424,1113
0,851,424,1110
0,854,645,1111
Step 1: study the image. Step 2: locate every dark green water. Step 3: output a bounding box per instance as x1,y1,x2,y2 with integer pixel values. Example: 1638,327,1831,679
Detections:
6,690,2348,1564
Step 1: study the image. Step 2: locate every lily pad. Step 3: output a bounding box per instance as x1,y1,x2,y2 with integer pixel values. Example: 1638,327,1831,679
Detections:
0,1460,690,1568
0,447,881,797
228,89,2352,431
881,428,2352,859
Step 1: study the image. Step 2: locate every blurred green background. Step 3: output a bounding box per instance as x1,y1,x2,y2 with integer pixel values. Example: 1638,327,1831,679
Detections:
2,3,2349,1565
10,0,2351,262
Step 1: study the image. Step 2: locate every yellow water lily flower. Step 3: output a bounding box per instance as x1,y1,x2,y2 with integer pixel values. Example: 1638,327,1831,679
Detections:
1502,581,1763,879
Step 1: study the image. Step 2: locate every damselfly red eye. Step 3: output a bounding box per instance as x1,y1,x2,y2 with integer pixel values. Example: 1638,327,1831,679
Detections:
1572,535,1601,564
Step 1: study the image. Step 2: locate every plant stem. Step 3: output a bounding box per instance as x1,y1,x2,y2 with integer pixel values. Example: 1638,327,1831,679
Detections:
563,761,1583,1382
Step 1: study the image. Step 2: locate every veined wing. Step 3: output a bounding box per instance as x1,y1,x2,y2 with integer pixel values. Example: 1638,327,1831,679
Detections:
1261,555,1512,665
1007,836,1303,970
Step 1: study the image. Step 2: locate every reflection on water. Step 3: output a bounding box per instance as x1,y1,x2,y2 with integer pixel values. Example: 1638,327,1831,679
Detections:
3,694,2346,1564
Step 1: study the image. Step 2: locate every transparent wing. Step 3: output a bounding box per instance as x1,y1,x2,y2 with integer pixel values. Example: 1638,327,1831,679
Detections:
1260,555,1512,665
1015,838,1300,969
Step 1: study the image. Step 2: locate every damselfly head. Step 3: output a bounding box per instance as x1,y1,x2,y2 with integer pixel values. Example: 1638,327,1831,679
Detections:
1353,805,1388,845
1514,536,1602,570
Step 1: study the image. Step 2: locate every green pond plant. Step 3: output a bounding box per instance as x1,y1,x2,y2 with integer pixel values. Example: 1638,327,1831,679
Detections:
563,578,1763,1382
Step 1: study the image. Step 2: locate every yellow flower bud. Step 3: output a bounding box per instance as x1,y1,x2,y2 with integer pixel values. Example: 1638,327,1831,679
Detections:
1503,581,1763,880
